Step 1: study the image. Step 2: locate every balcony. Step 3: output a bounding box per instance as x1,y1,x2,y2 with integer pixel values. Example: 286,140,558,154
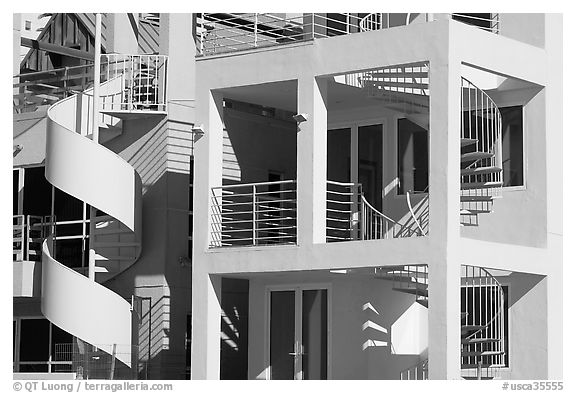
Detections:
210,180,297,248
13,215,54,297
196,13,499,57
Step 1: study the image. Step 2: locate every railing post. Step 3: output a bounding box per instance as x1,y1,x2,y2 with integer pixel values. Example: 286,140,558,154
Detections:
252,185,257,245
254,13,258,48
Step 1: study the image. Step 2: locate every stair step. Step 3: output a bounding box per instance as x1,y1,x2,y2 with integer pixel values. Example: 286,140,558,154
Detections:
462,337,500,345
461,325,486,336
461,151,494,163
392,287,429,297
460,363,497,369
461,181,503,190
369,80,429,91
461,138,478,148
368,71,429,79
461,166,502,176
416,298,428,308
375,274,427,284
460,209,476,216
460,195,494,202
94,255,134,261
461,350,505,357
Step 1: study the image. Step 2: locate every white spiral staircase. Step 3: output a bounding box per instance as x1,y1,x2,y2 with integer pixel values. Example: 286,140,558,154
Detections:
358,61,503,227
40,56,165,369
376,264,507,379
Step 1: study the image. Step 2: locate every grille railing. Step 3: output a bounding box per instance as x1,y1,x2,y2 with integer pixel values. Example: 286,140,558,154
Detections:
13,215,56,262
101,54,168,112
210,180,297,247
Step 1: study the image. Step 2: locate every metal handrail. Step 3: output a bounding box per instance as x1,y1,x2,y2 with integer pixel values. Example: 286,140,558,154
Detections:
406,191,426,236
210,180,297,247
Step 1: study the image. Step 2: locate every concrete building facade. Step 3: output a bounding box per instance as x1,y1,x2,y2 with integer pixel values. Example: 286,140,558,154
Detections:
12,13,562,381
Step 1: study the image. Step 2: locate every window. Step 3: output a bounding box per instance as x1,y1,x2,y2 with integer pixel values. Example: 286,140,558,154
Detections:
500,106,524,187
13,318,73,373
25,20,31,31
397,118,428,194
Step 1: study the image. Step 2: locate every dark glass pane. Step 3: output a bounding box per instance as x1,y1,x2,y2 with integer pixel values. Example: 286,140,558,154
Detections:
270,291,295,380
54,188,83,221
220,278,249,380
23,167,52,217
54,238,83,268
51,324,73,362
19,319,49,361
359,124,383,210
302,289,327,380
327,128,351,183
398,119,428,194
500,106,524,187
13,170,19,215
452,13,492,29
326,13,348,36
19,364,49,372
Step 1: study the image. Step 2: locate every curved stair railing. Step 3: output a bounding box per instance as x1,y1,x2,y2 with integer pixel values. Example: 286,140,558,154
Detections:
376,264,506,379
41,58,149,368
359,13,414,32
460,77,503,226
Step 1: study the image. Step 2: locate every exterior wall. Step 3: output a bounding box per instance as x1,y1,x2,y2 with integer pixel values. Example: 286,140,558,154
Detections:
461,89,547,247
222,109,297,183
499,14,545,49
247,273,427,380
500,273,548,379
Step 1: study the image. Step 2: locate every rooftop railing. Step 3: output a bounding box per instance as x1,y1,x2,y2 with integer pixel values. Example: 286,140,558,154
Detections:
197,13,499,57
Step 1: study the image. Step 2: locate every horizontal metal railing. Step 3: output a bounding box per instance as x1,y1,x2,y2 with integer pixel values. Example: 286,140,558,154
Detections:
197,13,414,56
327,180,421,242
13,63,96,114
13,215,56,262
13,54,168,114
452,13,500,34
210,180,297,247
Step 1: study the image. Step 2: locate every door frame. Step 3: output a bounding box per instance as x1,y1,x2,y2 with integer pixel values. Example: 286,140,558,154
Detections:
264,283,332,380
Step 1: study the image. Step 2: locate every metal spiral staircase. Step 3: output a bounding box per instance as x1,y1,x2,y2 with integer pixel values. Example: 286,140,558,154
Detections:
40,54,165,371
375,264,507,379
358,61,503,227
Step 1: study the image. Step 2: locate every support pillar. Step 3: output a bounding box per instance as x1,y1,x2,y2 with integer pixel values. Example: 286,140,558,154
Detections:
297,76,327,245
426,35,462,379
190,87,224,379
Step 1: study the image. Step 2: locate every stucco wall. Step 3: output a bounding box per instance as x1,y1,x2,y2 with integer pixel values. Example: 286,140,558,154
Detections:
461,89,547,247
246,273,427,380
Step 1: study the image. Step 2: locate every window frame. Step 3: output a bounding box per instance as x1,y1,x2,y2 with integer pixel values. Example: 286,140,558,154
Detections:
498,104,526,191
13,317,74,374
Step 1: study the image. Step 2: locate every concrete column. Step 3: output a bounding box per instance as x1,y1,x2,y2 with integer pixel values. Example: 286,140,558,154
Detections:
297,76,327,245
190,269,222,379
190,88,223,379
544,13,563,380
426,35,462,379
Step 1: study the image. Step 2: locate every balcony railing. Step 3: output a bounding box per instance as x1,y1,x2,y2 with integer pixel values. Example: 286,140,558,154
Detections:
210,180,297,247
326,181,423,242
13,215,55,262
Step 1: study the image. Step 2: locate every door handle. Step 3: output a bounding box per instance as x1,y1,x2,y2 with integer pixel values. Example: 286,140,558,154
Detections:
288,352,298,356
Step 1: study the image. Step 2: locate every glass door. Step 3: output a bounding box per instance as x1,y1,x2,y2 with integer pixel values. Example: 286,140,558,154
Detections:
268,287,328,380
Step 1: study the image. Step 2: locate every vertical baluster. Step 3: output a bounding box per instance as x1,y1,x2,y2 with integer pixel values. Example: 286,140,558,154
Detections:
252,185,256,245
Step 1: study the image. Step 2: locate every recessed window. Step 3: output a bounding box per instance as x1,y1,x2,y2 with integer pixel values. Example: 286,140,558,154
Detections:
500,106,524,187
25,20,31,31
397,118,429,194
